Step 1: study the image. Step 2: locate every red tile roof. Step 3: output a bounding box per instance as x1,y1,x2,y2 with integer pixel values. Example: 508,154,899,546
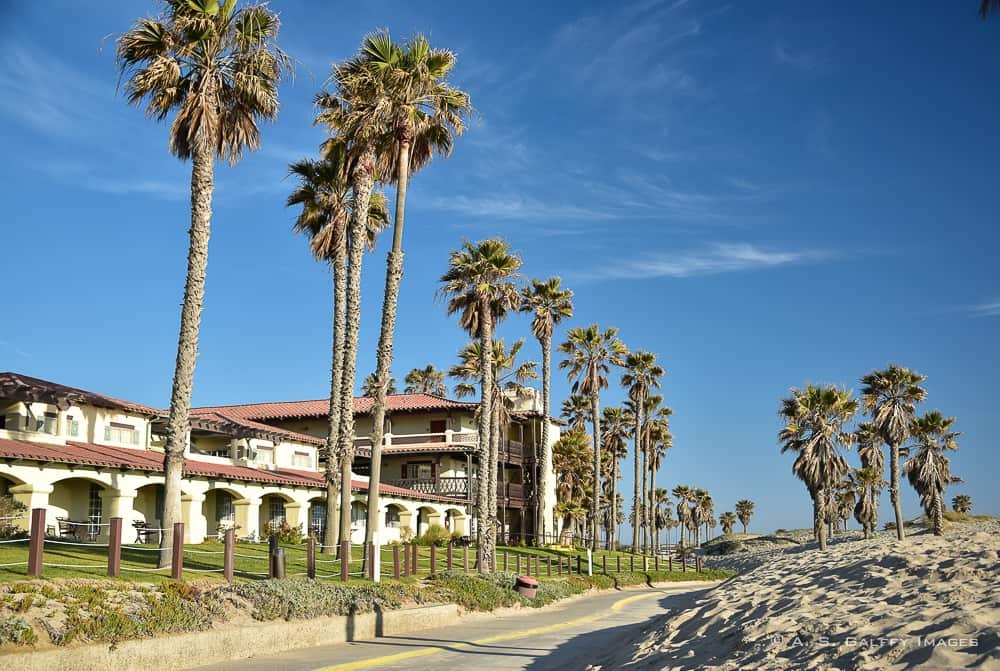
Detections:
195,393,476,422
0,438,456,502
0,372,161,416
188,410,325,446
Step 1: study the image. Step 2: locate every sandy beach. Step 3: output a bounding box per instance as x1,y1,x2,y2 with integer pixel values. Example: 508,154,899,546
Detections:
591,520,999,670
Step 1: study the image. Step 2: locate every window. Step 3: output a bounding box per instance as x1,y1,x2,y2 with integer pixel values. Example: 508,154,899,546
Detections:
292,451,311,468
310,505,326,537
66,415,80,437
256,447,274,465
269,498,285,524
87,484,103,541
215,492,235,526
43,412,58,435
104,421,139,445
384,507,400,528
405,462,433,480
351,503,367,527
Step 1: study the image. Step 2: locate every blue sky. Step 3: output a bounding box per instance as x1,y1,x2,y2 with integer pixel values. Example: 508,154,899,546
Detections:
1,1,997,534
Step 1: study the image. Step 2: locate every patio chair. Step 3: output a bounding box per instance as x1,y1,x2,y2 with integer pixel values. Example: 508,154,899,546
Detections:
56,517,80,540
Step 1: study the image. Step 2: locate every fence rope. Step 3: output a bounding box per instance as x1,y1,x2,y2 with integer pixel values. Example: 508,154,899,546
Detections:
122,545,172,552
233,552,270,560
43,563,107,569
0,561,28,568
119,566,172,573
45,540,111,548
0,538,29,544
184,567,226,573
184,548,226,555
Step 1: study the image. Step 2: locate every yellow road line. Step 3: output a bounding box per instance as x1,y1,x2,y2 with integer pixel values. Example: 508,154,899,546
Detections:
314,591,663,671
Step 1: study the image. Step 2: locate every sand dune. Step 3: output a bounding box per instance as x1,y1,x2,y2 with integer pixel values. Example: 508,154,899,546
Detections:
591,520,999,670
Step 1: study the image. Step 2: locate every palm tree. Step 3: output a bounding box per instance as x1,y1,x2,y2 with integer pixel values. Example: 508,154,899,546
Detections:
672,485,693,548
734,499,754,535
403,365,447,395
905,411,961,536
450,338,537,539
620,351,662,552
351,33,473,549
559,325,628,551
362,373,396,397
850,467,885,539
836,480,855,532
860,365,927,540
117,0,289,565
952,494,972,514
440,239,521,570
779,385,858,550
652,488,672,549
560,394,592,432
645,404,672,552
854,422,885,529
552,429,593,545
520,277,574,545
601,406,632,550
720,511,737,536
287,151,389,553
690,488,712,547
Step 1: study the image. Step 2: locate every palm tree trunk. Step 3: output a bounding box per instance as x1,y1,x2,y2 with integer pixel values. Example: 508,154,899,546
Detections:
610,453,618,551
477,299,494,571
489,404,501,543
631,399,643,552
323,241,347,554
159,142,213,567
932,494,944,536
815,489,828,550
337,148,376,547
590,392,601,552
537,334,551,546
889,444,905,540
364,133,412,548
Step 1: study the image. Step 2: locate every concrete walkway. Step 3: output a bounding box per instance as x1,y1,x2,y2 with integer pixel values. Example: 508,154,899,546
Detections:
196,582,715,671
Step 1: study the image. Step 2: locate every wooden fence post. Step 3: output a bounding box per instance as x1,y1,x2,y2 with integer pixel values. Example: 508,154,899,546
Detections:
393,545,400,579
107,517,122,578
224,529,234,583
516,554,521,575
430,544,437,575
668,554,673,572
602,554,607,575
576,555,582,575
696,556,702,573
617,555,621,573
27,508,45,577
171,522,184,580
307,538,316,580
547,556,552,576
463,544,469,572
411,543,418,575
629,554,634,572
447,543,454,571
341,540,350,582
655,554,659,572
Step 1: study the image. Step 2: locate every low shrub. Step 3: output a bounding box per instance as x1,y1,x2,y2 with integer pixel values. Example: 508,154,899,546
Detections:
706,540,743,556
0,616,37,646
416,524,450,547
218,579,417,621
0,495,27,539
426,571,522,611
261,520,304,544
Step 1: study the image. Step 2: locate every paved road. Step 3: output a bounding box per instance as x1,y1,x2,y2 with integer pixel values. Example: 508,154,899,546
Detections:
199,583,715,671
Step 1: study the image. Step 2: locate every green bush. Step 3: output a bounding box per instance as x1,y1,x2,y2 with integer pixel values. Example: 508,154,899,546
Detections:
426,571,522,611
707,540,743,556
416,524,450,547
218,579,416,621
0,495,27,539
0,616,37,646
261,520,304,544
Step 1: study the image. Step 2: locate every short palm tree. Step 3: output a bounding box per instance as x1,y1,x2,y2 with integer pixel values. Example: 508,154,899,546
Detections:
850,467,885,539
287,151,389,552
672,485,694,548
348,32,473,548
779,385,858,550
520,277,574,545
560,394,592,432
904,411,961,535
601,406,632,550
403,365,447,395
691,488,712,547
720,511,737,535
860,365,927,540
652,488,672,548
553,428,593,544
117,0,289,565
621,351,663,552
734,499,754,534
439,239,521,570
645,404,672,552
951,494,972,514
362,373,396,397
559,325,628,551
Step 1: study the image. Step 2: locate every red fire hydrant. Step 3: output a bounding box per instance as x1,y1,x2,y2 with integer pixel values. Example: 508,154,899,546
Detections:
515,575,539,599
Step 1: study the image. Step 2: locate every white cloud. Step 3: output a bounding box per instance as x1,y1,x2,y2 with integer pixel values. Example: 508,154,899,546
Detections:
969,299,1000,317
590,243,828,280
427,194,616,221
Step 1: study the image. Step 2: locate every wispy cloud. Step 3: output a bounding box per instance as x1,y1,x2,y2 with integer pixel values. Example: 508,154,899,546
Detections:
583,243,829,280
969,299,1000,317
34,161,188,200
426,194,616,221
772,42,830,73
0,340,32,359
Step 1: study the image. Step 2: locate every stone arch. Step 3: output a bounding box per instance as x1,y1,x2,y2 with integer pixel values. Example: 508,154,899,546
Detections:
415,505,443,538
48,475,112,541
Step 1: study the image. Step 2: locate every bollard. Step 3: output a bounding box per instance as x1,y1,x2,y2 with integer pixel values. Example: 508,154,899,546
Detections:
171,522,184,580
307,538,316,580
447,543,454,571
270,547,286,579
28,508,45,577
557,555,563,575
393,545,401,579
224,529,234,583
341,540,350,582
696,556,702,573
108,517,122,578
655,555,659,572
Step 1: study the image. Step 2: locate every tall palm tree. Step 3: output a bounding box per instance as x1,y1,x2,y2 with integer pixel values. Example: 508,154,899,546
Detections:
362,373,396,397
287,151,389,553
735,499,754,535
601,406,632,550
350,33,473,548
860,365,927,540
849,467,885,539
440,239,521,570
403,365,447,395
720,511,737,535
672,485,693,548
559,325,628,551
117,0,289,565
620,351,662,552
779,385,858,550
952,494,972,514
520,277,574,545
560,394,592,432
450,338,538,538
905,411,961,536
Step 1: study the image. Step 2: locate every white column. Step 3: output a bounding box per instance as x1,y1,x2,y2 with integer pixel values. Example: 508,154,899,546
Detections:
100,488,137,542
181,492,207,543
235,497,262,541
8,484,52,533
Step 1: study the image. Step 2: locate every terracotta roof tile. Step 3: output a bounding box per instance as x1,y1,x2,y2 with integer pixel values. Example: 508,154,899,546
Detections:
189,410,325,446
0,372,161,416
193,394,475,422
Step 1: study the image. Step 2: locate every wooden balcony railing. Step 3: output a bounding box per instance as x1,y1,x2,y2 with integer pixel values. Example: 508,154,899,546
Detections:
384,477,534,506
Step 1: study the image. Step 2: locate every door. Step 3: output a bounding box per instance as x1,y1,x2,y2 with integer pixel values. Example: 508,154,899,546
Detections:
430,419,446,442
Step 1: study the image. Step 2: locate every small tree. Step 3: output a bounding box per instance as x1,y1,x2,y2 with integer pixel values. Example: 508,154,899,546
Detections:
735,499,755,535
951,494,972,514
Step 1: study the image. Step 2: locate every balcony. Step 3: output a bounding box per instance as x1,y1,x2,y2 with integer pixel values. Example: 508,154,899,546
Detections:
354,429,478,452
384,477,534,507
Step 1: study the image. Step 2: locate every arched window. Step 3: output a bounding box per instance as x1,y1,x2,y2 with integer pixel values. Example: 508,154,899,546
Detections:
215,492,235,526
384,507,400,528
87,484,103,541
